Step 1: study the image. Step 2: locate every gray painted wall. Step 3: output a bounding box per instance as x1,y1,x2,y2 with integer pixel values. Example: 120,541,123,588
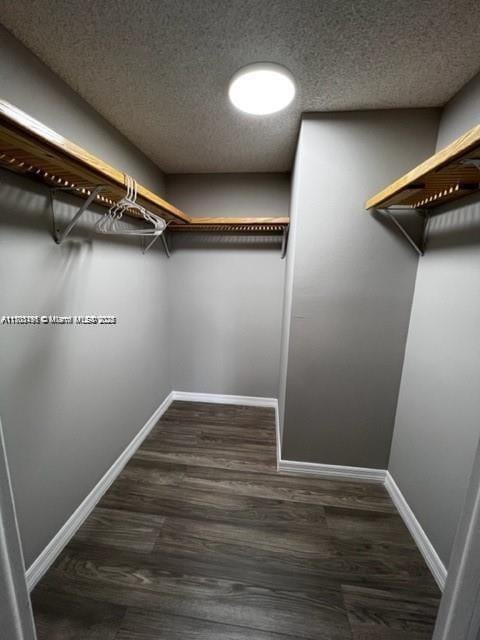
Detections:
436,71,480,149
2,14,473,584
0,28,171,567
0,419,36,640
389,72,480,567
0,25,165,195
166,174,289,398
281,110,439,467
278,153,301,441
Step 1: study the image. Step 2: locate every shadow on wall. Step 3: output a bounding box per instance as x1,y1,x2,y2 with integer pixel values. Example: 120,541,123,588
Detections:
0,168,285,256
371,208,425,254
0,173,93,309
170,233,284,253
370,194,480,255
425,194,480,252
0,168,165,254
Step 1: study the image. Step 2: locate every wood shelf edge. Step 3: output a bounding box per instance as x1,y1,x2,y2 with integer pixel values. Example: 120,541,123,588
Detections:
0,99,290,231
365,123,480,210
0,99,191,224
188,216,290,225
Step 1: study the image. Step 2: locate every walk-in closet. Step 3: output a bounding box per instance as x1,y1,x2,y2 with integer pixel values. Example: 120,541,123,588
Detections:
1,3,480,640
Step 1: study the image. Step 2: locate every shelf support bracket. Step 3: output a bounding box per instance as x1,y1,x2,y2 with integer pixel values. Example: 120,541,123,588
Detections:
50,185,105,245
459,158,480,172
280,224,289,259
143,231,170,257
378,208,427,257
161,233,171,258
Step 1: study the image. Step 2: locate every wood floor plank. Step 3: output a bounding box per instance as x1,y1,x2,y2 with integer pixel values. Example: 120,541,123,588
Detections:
101,481,328,531
148,515,440,594
134,446,276,474
333,537,438,593
106,456,394,513
161,401,275,425
135,401,278,473
144,427,276,454
342,584,439,639
154,419,275,443
146,420,277,448
49,537,343,601
116,607,307,640
40,545,352,640
73,507,165,553
31,586,126,640
31,400,440,640
154,515,336,561
325,506,417,547
179,463,395,512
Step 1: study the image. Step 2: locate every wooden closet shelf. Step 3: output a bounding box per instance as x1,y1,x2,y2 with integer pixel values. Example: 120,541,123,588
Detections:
170,221,288,233
366,123,480,211
0,100,289,231
0,100,189,225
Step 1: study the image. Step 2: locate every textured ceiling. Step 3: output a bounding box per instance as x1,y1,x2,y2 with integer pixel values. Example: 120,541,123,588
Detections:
1,0,480,173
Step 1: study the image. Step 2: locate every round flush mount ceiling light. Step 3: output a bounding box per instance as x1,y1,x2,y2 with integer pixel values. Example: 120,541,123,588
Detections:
228,63,296,115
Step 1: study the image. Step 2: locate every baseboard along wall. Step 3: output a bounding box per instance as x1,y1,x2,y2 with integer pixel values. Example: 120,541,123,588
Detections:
384,472,447,590
171,390,278,408
278,458,387,482
25,391,446,593
25,391,175,590
275,402,446,590
25,390,277,590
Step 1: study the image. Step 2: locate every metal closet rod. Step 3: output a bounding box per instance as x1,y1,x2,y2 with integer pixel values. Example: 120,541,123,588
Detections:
49,184,169,255
48,183,288,258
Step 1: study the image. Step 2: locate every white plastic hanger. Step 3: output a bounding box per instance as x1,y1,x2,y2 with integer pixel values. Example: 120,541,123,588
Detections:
96,174,167,237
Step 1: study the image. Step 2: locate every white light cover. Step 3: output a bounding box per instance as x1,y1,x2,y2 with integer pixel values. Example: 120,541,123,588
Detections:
228,63,295,115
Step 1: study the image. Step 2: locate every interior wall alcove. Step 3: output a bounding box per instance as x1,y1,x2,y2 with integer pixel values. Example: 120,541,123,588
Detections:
1,6,480,640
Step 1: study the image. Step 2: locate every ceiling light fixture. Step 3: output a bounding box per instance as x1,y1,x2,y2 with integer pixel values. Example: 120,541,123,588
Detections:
228,63,296,115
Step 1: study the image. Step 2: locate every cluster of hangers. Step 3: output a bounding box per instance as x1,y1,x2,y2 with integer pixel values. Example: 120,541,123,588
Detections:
52,173,169,253
52,172,287,257
96,174,168,238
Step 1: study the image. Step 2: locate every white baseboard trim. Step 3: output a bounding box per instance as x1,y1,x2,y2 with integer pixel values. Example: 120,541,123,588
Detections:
25,390,276,589
171,390,278,409
173,390,283,470
278,458,387,483
25,391,175,591
277,461,446,589
385,471,447,591
274,403,282,471
25,389,447,597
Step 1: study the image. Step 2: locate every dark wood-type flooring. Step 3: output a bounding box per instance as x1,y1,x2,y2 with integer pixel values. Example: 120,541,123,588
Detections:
32,401,441,639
